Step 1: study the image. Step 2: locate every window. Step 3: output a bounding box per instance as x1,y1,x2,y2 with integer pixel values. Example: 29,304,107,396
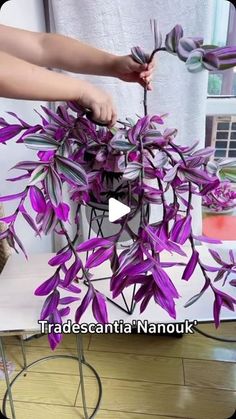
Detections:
207,116,236,159
208,1,236,97
206,2,236,165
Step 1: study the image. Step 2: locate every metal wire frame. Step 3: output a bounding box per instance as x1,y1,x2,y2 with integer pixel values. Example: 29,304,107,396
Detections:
0,334,102,419
193,319,236,343
83,202,151,315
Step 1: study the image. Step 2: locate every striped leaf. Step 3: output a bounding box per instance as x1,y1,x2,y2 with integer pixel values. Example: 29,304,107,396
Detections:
56,156,88,186
45,168,62,207
123,162,142,180
24,134,60,151
28,165,48,186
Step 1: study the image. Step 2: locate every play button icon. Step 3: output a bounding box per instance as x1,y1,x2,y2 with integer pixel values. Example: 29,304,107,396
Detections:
108,198,131,223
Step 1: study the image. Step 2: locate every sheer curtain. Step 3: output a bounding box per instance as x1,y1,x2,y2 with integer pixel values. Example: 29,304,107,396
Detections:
47,0,214,246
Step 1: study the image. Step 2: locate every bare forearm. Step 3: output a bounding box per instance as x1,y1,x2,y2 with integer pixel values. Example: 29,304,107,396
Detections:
0,51,87,101
0,24,118,77
40,33,118,76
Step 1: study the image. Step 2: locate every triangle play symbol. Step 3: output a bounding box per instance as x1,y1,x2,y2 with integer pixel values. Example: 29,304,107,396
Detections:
108,198,131,223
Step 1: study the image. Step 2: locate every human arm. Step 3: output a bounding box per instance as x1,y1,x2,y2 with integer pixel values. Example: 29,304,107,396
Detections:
0,24,154,89
0,51,117,127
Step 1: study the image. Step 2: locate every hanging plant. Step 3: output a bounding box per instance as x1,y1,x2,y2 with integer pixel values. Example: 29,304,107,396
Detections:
1,21,236,349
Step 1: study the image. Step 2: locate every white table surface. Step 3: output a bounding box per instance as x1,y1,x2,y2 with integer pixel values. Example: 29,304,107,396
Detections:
0,246,235,334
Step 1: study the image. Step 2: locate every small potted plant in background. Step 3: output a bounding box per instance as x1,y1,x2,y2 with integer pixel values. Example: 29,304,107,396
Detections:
1,21,236,349
203,180,236,215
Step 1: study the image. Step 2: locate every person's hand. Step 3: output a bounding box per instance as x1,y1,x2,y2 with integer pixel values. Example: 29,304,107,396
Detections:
112,55,155,90
77,80,117,127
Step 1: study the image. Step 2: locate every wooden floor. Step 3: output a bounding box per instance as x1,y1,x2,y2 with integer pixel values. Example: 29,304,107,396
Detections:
0,322,235,419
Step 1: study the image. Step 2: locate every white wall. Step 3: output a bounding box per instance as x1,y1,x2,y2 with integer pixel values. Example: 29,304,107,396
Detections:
0,0,52,253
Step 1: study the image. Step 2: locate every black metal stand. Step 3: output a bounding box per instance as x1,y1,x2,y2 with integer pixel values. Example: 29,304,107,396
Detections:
193,321,236,343
84,202,138,315
0,334,102,419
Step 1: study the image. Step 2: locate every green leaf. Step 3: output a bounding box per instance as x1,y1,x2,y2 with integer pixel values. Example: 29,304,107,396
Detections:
56,156,88,186
24,134,60,151
28,165,48,186
220,167,236,183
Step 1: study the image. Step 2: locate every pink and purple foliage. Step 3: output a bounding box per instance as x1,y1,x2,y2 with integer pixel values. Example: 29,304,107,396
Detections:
203,180,236,212
1,21,236,349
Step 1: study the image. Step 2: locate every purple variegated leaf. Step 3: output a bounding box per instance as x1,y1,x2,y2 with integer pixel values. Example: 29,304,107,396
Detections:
35,272,60,296
208,249,224,265
182,167,215,185
11,161,43,171
12,230,28,259
229,250,235,265
59,296,80,305
92,292,108,323
150,115,164,125
214,269,226,282
17,125,42,143
140,293,153,313
182,250,199,281
75,285,94,323
123,162,142,180
192,234,222,244
6,173,31,182
48,332,60,351
184,279,210,308
167,241,187,257
63,258,82,287
128,116,151,144
177,37,202,61
38,150,55,162
85,246,114,269
186,48,204,73
200,179,220,196
56,156,88,187
0,124,23,143
201,263,220,272
170,215,191,244
21,211,40,236
110,130,135,151
54,202,70,222
212,286,236,328
41,203,58,235
204,46,236,71
150,19,162,49
134,282,151,303
152,264,180,299
49,249,72,266
0,190,26,202
165,24,183,53
40,289,60,320
123,258,154,276
153,287,176,319
163,164,179,182
131,46,149,64
41,105,70,128
0,230,9,240
24,133,60,151
59,306,70,317
77,237,112,252
28,165,48,186
45,167,62,207
229,279,236,287
0,214,16,224
6,112,30,128
58,281,82,294
29,186,46,214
